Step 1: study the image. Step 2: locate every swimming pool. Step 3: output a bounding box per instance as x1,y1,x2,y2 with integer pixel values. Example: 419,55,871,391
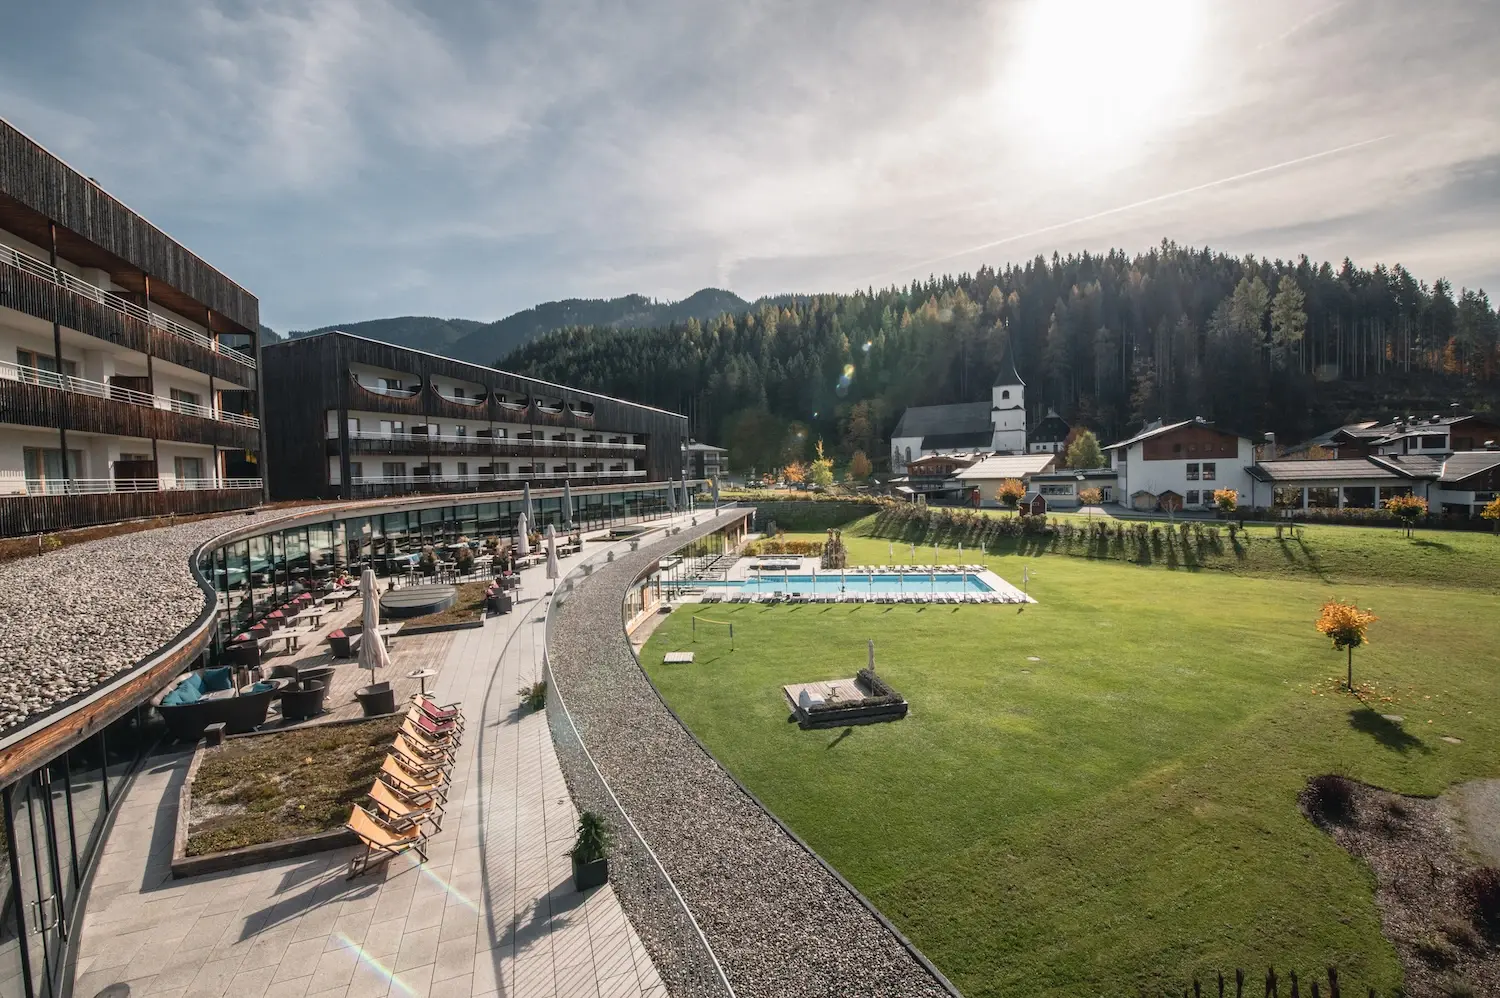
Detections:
709,572,993,594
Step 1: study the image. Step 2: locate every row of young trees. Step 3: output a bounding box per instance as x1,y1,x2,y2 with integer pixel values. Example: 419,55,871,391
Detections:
504,241,1500,473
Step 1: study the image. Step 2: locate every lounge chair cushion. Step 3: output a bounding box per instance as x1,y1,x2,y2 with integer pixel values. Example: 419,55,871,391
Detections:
202,667,235,693
163,673,206,705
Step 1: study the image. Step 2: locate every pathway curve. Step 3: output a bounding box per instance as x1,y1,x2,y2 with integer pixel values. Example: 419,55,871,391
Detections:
71,522,676,998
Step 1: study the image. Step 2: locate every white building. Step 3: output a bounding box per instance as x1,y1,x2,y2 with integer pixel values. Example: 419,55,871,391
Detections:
990,351,1026,453
890,347,1038,472
1104,418,1254,512
953,452,1058,507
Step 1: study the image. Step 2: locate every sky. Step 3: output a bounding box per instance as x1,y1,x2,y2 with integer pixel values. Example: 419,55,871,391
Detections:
2,0,1497,331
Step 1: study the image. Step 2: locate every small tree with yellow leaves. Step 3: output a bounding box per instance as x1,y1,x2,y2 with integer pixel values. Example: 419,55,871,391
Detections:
1316,599,1378,690
996,479,1025,509
1078,487,1102,521
810,440,835,489
1383,493,1427,537
1212,488,1238,515
1481,495,1500,534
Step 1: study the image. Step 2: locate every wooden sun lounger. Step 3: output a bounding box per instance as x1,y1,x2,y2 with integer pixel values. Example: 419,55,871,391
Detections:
393,733,452,772
368,776,444,832
400,719,457,760
406,707,461,745
380,754,448,803
413,693,463,722
346,803,428,879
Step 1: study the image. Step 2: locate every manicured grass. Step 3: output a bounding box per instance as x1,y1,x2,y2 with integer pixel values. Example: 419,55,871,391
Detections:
403,580,488,628
850,510,1500,591
186,717,401,855
641,534,1500,996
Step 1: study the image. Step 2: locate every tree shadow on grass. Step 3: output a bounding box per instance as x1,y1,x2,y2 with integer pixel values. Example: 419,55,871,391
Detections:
1348,707,1430,754
826,727,853,750
1409,538,1453,551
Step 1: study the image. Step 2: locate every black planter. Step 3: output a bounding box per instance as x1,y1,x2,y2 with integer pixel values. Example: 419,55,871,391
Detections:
355,681,397,717
572,855,608,891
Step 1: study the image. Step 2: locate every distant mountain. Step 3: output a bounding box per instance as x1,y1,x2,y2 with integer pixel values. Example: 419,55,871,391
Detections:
283,288,750,366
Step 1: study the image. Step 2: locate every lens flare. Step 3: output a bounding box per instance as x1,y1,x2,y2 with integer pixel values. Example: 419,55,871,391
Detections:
336,933,417,997
835,363,856,397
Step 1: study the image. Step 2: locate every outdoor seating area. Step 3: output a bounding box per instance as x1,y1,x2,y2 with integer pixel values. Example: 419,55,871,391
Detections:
344,693,465,878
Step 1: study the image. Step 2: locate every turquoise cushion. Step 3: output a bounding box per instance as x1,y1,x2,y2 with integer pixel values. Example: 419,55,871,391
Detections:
248,682,274,694
162,684,197,706
201,667,234,693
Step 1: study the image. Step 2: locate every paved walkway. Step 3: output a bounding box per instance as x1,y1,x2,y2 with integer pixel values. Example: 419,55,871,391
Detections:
72,524,678,998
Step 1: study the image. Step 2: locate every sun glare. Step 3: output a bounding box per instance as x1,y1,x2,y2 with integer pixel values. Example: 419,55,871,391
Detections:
1000,0,1204,171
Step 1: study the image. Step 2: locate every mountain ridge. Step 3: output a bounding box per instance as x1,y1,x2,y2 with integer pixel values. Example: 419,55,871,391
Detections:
273,287,755,365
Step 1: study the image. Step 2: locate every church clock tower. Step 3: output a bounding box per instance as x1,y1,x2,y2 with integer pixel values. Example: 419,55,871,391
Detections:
990,346,1026,453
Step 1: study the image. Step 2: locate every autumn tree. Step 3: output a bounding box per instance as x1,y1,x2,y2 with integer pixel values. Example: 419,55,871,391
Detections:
1078,486,1102,520
997,479,1025,509
1316,600,1378,690
847,450,872,481
810,440,835,489
783,461,808,484
1383,493,1428,537
1065,429,1105,470
1212,488,1239,515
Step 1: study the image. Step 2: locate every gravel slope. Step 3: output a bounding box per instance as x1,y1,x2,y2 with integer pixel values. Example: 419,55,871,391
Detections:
548,514,960,998
0,506,322,733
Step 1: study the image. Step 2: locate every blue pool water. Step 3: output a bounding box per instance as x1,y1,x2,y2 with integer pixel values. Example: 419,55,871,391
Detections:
707,573,992,594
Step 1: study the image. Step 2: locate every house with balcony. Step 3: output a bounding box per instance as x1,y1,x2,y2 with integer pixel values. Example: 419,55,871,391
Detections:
1105,417,1255,512
262,331,687,500
683,440,728,482
0,118,264,535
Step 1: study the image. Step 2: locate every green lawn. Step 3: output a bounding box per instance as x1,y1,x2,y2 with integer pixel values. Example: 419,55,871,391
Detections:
641,533,1500,997
850,510,1500,591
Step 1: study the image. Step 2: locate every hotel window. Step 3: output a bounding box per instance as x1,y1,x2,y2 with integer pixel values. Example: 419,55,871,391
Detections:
383,462,407,478
1202,463,1216,481
170,387,203,411
17,348,78,379
349,461,363,479
173,456,205,483
1185,463,1199,481
496,463,510,475
457,462,469,477
23,447,84,489
1186,490,1200,505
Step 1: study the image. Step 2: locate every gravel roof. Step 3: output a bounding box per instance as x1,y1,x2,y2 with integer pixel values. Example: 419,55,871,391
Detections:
547,513,959,998
0,505,324,735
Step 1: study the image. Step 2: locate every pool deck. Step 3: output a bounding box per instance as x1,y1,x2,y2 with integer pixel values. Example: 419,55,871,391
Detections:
70,521,684,998
722,559,1030,602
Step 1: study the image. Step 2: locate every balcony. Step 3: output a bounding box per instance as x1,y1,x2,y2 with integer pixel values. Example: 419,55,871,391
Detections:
0,477,262,535
345,469,647,498
334,430,644,460
0,360,261,449
0,240,255,372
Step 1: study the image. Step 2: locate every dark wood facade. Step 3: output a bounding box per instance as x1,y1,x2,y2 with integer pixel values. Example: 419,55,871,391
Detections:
0,487,260,537
0,376,259,449
263,332,689,500
0,118,258,334
1141,425,1242,461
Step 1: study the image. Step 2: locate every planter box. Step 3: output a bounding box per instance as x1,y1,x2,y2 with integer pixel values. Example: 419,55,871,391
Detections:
399,615,485,636
572,855,608,891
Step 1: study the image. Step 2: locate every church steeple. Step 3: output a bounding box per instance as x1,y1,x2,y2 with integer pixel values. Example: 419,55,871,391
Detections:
993,343,1024,388
990,342,1027,453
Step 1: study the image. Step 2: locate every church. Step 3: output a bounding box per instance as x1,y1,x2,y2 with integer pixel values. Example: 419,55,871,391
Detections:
889,349,1067,473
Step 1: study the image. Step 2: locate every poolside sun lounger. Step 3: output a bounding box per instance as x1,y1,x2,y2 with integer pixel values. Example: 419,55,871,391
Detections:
380,754,448,804
346,803,428,879
368,776,445,833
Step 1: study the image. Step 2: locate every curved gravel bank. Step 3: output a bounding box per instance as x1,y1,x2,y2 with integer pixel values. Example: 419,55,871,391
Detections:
0,505,324,733
547,512,961,998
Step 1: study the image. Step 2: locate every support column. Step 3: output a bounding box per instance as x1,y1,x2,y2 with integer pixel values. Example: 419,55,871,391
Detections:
1374,485,1381,507
206,307,220,487
1301,487,1309,511
1337,486,1345,510
48,223,71,488
253,320,269,503
144,275,160,489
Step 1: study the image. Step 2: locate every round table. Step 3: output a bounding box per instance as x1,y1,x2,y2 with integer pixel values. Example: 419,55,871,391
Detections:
407,668,438,694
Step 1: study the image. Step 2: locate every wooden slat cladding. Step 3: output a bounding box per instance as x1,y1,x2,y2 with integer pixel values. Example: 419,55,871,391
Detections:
0,262,257,387
0,120,258,332
0,487,259,536
0,377,259,449
1141,426,1242,461
342,436,644,461
264,333,689,499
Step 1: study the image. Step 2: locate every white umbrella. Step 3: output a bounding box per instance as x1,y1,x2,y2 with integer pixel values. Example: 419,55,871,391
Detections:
562,481,574,530
545,523,559,582
521,482,534,528
811,563,817,595
358,568,391,686
888,541,893,565
868,638,875,674
712,478,720,509
667,481,677,514
516,510,531,558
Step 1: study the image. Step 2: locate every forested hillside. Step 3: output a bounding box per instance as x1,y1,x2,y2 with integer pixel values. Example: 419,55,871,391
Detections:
503,241,1500,473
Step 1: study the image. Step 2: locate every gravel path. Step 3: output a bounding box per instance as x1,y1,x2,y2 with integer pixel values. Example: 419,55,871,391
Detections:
0,505,323,733
547,513,960,998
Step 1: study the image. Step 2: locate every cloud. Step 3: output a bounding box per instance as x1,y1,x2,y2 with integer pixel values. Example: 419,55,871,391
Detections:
0,0,1496,329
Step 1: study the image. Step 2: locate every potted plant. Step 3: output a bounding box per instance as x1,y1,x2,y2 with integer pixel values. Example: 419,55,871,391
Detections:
418,545,438,576
456,546,475,575
570,811,610,890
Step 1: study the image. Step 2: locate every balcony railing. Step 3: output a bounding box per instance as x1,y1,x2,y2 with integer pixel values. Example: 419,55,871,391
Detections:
335,430,643,451
434,389,485,406
17,477,263,496
0,360,261,428
349,470,647,488
0,240,256,369
354,381,421,398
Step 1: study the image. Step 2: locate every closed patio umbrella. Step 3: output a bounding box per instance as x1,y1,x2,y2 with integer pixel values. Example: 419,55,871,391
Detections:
516,511,531,558
358,568,391,687
666,481,676,514
521,482,534,530
712,477,720,509
562,481,574,530
545,523,559,583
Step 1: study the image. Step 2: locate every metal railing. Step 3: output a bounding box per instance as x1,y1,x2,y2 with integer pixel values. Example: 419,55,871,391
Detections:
0,240,256,369
348,470,647,488
16,477,262,496
353,380,420,398
334,429,643,450
433,390,485,406
0,359,260,428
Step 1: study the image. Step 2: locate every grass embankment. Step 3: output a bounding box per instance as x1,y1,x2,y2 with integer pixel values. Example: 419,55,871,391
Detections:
642,533,1500,996
848,510,1500,592
186,717,401,855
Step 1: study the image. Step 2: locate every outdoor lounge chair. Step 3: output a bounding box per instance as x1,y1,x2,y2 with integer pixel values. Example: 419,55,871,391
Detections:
392,733,452,772
412,694,465,732
346,803,428,879
367,776,444,832
399,719,456,760
380,754,448,804
406,707,461,743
